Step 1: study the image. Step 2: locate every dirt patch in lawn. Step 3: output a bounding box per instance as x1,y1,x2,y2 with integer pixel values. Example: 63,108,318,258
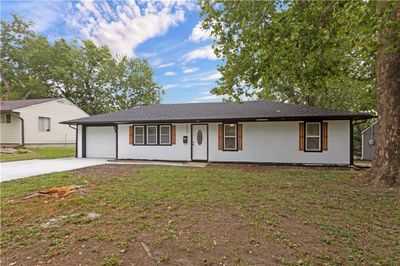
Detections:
1,164,399,265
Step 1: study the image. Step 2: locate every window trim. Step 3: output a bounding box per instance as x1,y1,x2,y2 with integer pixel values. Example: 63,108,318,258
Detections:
133,125,145,145
223,123,238,151
146,125,158,145
38,116,51,132
159,125,171,145
132,124,172,146
304,121,323,152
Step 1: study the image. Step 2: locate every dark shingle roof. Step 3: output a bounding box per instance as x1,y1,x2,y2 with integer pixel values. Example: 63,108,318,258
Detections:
62,100,373,125
0,98,59,112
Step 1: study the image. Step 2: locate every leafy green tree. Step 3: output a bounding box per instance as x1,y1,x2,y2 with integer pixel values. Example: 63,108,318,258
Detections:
0,14,50,99
200,0,399,184
0,15,162,115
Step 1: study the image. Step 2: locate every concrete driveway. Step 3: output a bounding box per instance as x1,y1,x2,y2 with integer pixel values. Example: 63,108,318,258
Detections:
0,158,107,182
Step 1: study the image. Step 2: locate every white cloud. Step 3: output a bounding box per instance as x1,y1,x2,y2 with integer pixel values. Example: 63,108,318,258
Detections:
157,62,175,68
189,21,212,42
182,45,217,62
68,1,191,57
182,67,199,73
164,71,177,77
2,1,67,33
201,71,222,81
195,91,223,102
163,83,179,90
139,52,157,58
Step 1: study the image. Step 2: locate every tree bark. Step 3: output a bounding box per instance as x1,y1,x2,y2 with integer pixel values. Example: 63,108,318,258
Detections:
369,1,400,186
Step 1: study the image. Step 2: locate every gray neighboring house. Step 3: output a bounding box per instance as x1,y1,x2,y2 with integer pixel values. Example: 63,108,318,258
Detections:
0,98,88,147
361,122,378,160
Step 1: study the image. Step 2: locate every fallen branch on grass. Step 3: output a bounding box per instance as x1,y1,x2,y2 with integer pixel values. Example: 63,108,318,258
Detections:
10,185,88,201
141,242,152,259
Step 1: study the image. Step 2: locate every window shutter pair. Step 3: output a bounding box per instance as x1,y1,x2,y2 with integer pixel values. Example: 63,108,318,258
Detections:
218,124,243,150
298,122,328,151
129,125,176,144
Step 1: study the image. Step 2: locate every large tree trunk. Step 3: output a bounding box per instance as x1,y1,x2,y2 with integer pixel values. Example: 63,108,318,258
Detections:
369,1,400,186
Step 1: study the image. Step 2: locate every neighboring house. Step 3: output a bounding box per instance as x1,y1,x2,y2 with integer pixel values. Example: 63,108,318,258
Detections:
0,98,88,146
361,122,378,161
62,100,372,165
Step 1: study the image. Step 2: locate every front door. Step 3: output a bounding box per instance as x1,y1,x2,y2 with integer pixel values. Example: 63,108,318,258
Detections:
192,124,208,161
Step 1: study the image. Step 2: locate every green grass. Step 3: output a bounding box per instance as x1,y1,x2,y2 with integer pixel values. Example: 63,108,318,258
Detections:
1,165,399,265
0,146,75,162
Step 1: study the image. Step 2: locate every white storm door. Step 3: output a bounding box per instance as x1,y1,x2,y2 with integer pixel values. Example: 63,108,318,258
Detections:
192,125,208,161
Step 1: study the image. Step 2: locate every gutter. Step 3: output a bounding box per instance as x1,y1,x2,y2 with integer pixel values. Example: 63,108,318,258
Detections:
60,115,376,126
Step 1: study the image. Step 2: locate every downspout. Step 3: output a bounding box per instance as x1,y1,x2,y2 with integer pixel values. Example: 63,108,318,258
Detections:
69,125,77,158
350,119,353,165
12,113,24,147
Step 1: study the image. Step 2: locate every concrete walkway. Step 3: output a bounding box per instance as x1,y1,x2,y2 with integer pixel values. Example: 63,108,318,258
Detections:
0,158,107,182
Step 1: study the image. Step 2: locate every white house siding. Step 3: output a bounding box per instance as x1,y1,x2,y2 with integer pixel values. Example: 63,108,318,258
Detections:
79,120,350,165
209,120,350,165
0,113,21,144
86,126,116,158
118,124,191,161
16,99,87,144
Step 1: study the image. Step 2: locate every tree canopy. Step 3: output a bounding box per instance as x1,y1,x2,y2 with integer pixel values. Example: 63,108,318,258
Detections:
0,15,162,115
200,0,400,184
200,1,383,112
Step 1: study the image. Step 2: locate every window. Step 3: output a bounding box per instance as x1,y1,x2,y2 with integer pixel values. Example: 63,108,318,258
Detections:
146,125,158,145
134,126,145,144
305,122,321,151
224,124,237,150
1,114,11,123
38,117,50,132
133,125,171,145
160,125,171,145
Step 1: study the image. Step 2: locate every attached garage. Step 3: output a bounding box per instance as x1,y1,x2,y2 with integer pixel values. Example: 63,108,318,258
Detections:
85,126,116,158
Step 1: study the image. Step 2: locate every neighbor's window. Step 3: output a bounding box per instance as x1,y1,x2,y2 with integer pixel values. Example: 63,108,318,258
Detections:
224,124,237,150
305,122,321,151
134,126,145,144
160,125,171,145
38,117,50,132
1,114,11,123
146,125,158,145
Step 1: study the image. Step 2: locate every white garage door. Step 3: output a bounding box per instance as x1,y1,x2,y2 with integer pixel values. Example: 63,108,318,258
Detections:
86,126,116,158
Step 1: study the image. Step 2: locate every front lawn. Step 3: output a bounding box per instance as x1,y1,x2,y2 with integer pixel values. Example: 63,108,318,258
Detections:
0,146,75,162
1,165,399,265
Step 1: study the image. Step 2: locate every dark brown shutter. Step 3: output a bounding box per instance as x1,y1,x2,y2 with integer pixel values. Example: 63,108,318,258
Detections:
322,122,328,151
129,126,133,144
218,124,223,150
171,125,176,144
299,123,304,150
238,124,243,150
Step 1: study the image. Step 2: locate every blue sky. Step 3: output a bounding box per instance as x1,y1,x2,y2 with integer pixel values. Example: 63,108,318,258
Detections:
1,0,224,103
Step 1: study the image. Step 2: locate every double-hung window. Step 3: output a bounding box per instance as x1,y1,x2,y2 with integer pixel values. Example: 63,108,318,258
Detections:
224,124,237,150
134,126,145,144
38,117,50,132
1,114,11,123
146,125,158,145
160,125,171,145
305,122,321,151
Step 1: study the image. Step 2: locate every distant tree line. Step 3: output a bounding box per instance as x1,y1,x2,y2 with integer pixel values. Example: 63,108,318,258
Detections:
0,14,163,115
